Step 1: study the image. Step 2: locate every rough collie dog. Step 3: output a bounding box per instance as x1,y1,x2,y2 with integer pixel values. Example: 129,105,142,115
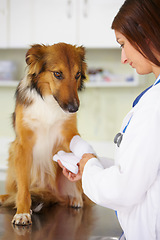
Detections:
0,43,88,226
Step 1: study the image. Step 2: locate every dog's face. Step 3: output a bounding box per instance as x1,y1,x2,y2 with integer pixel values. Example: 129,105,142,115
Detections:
25,43,87,113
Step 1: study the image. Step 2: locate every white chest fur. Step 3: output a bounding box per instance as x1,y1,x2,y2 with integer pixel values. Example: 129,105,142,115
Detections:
23,92,71,184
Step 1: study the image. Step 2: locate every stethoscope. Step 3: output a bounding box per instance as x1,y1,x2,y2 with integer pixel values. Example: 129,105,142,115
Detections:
114,76,160,148
114,115,133,147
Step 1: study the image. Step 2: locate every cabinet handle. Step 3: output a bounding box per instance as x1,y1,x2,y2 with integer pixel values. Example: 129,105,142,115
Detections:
83,0,88,18
67,0,72,18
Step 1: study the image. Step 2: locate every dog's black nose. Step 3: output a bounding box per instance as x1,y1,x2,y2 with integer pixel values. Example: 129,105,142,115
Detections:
67,103,79,113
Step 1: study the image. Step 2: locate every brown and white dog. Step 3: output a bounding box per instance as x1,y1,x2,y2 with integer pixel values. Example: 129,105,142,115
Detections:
0,43,88,225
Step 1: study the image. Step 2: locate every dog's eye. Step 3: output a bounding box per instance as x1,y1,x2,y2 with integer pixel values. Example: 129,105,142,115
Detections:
54,71,63,80
75,72,81,80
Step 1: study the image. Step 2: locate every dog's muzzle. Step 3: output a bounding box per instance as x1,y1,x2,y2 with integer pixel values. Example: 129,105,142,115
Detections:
54,95,79,113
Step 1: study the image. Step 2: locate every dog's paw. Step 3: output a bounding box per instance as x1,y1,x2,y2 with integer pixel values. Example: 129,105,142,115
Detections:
12,213,32,226
69,197,83,208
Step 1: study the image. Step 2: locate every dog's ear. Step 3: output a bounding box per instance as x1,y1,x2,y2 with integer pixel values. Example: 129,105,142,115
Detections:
26,44,46,75
76,46,85,62
76,46,87,90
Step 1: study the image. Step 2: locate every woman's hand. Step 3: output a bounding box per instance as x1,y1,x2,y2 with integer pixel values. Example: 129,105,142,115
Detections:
57,153,96,182
57,160,82,181
79,153,96,173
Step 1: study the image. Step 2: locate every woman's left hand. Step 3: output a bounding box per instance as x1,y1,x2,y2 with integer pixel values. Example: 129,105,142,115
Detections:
57,153,96,182
57,160,82,182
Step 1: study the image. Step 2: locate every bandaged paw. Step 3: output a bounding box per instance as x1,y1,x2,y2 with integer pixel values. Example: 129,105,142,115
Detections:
70,135,96,159
53,151,80,174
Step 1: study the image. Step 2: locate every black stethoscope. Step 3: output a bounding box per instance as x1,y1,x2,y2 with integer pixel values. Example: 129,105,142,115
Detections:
114,76,160,147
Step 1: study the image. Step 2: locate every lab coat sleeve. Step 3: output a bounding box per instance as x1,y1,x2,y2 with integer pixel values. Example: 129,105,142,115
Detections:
99,157,114,168
82,157,128,210
82,101,160,211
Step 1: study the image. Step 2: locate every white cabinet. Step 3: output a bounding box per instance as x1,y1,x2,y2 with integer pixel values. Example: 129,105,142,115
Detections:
9,0,33,48
78,0,123,48
0,0,8,48
7,0,123,48
31,0,123,47
32,0,77,45
8,0,78,47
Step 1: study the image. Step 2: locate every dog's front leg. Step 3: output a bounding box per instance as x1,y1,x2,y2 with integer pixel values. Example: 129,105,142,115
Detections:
12,143,32,226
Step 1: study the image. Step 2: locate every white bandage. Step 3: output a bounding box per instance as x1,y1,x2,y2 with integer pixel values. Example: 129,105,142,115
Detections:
70,135,96,159
53,150,80,174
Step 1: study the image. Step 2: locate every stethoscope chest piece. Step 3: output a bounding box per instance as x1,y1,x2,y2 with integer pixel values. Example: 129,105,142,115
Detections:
114,114,133,147
114,132,123,147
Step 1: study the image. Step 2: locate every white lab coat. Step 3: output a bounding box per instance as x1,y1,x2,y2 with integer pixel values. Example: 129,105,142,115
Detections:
82,78,160,240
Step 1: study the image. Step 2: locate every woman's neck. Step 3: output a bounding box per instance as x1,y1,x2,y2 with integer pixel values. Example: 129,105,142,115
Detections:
152,65,160,79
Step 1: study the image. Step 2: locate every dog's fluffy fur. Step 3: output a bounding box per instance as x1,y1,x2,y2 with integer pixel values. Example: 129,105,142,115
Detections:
0,43,89,225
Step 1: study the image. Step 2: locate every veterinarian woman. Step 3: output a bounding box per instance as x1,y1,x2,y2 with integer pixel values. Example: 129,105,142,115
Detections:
53,0,160,239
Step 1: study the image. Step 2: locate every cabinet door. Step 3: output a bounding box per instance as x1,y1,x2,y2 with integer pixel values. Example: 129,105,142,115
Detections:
0,0,8,48
78,0,124,48
9,0,33,48
9,0,77,48
32,0,77,45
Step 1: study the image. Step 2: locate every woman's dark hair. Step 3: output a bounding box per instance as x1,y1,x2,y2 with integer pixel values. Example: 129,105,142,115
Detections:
111,0,160,66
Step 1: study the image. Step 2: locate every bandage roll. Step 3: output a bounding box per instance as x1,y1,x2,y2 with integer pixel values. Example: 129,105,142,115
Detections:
53,150,79,174
70,135,96,159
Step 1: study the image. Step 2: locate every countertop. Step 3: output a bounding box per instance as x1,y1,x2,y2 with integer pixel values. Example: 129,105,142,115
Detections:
0,182,122,240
